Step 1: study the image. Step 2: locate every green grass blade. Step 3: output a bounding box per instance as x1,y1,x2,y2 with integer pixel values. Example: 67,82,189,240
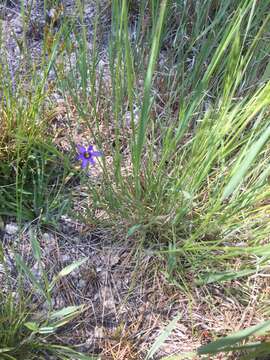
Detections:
14,254,47,300
49,258,87,292
30,229,42,262
198,320,270,355
134,0,168,177
222,123,270,200
146,314,181,359
196,268,258,285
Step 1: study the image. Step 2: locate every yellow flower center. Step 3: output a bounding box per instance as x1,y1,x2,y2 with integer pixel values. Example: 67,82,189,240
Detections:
84,152,91,159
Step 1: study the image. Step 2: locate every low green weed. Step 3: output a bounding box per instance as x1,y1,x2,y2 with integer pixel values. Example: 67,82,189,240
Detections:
0,234,96,360
0,18,72,224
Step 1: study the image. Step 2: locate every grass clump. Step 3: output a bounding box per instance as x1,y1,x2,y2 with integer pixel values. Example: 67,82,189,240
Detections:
60,0,270,279
0,21,72,224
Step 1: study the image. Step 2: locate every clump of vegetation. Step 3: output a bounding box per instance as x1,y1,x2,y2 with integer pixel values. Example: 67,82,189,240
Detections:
62,0,270,275
0,21,71,223
0,237,95,359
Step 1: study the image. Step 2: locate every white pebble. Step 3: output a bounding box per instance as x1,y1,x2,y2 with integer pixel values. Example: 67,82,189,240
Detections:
5,223,19,235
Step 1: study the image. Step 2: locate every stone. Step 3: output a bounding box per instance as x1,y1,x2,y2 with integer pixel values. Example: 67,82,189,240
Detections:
61,254,70,262
78,279,87,288
5,223,19,235
42,232,51,242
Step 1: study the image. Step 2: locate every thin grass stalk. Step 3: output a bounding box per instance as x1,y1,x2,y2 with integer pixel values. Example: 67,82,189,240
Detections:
133,0,168,195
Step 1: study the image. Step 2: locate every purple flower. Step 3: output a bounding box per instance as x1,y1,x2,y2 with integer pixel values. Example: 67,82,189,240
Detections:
76,145,102,169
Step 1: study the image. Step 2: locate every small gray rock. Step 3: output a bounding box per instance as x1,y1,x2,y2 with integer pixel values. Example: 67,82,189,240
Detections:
42,232,52,242
61,254,70,262
78,279,87,288
5,223,19,235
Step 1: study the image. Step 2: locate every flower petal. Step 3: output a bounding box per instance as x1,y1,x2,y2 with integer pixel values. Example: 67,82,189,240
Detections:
90,157,96,165
76,153,85,161
91,151,102,157
77,145,86,154
87,145,94,152
81,158,89,169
